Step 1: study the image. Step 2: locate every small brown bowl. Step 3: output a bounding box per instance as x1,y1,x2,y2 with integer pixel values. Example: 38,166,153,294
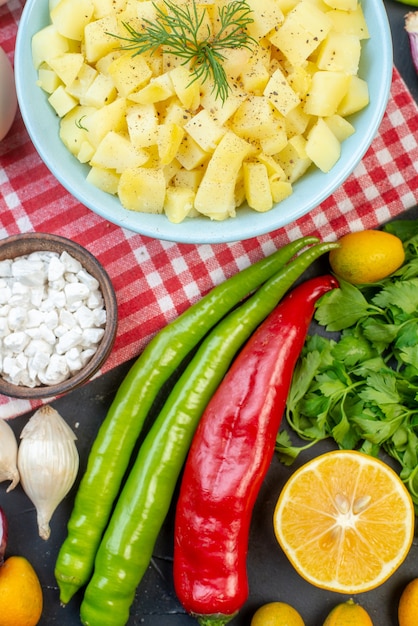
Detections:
0,232,117,399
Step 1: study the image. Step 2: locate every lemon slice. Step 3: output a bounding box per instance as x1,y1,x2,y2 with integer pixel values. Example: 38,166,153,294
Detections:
274,450,414,593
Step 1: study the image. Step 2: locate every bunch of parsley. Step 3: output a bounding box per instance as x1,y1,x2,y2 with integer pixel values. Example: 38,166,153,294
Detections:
276,219,418,509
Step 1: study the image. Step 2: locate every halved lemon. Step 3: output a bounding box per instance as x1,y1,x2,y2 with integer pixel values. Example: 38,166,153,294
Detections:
273,450,415,594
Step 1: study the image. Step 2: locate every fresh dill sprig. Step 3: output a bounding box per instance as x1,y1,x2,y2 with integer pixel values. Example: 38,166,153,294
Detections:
75,115,88,131
110,0,256,104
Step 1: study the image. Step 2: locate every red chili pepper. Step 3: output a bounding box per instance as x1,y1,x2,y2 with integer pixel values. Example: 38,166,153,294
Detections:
173,274,339,626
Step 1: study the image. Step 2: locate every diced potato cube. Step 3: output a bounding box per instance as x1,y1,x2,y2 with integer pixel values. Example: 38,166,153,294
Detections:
32,24,70,69
275,0,300,11
241,57,271,94
83,97,127,147
324,114,355,141
277,135,312,182
108,54,153,97
90,131,149,172
37,65,62,93
162,159,182,185
287,66,312,99
77,141,95,163
60,105,96,157
173,168,204,192
86,166,120,194
221,48,252,80
231,96,282,141
284,105,310,137
163,100,192,126
95,50,123,75
337,75,369,116
184,109,226,153
323,0,358,10
194,131,254,220
122,0,156,22
169,65,200,111
164,186,196,224
326,4,370,38
126,103,159,149
316,31,361,74
128,73,174,105
305,117,341,172
246,0,285,39
269,1,332,66
305,0,332,12
84,15,121,64
118,168,166,213
48,53,84,87
92,0,127,18
81,73,117,107
157,123,185,166
142,49,164,77
244,162,273,212
264,66,300,116
270,179,293,203
48,85,78,117
66,63,98,99
176,135,208,170
304,71,350,116
199,80,246,124
260,130,288,155
50,0,94,40
257,153,287,179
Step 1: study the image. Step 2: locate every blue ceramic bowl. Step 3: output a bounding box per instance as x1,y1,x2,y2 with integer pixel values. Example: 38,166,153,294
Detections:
14,0,393,244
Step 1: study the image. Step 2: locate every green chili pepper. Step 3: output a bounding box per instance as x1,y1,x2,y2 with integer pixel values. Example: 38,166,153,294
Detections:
55,236,318,604
78,241,338,626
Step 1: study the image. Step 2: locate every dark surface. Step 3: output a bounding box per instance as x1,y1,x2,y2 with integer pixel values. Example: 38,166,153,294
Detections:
1,2,418,624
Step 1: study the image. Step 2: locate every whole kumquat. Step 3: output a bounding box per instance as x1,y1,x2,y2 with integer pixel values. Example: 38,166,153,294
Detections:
329,230,405,284
322,599,373,625
251,601,305,626
398,578,418,626
0,556,43,626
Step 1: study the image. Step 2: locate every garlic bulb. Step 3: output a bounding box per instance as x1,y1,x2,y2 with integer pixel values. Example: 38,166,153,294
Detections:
0,418,20,492
17,405,79,540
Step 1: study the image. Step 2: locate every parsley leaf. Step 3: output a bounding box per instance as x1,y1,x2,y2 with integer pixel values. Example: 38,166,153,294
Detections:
315,279,379,331
276,220,418,510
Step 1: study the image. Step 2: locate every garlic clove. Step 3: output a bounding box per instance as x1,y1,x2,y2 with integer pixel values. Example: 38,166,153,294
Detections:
0,418,20,492
17,405,79,540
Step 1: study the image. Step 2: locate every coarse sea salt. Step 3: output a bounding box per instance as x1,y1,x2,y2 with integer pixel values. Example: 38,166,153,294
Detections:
0,250,107,388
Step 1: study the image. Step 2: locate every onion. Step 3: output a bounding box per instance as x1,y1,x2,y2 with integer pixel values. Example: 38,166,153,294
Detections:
0,506,7,565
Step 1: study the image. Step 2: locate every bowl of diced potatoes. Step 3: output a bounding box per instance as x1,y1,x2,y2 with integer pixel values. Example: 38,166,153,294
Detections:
14,0,392,244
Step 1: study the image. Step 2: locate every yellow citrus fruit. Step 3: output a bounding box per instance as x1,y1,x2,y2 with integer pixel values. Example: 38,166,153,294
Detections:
251,601,305,626
0,556,43,626
329,230,405,284
398,578,418,626
273,450,414,594
323,599,373,625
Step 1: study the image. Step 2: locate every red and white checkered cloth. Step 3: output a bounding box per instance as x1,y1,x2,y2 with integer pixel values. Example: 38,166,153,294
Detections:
1,0,418,419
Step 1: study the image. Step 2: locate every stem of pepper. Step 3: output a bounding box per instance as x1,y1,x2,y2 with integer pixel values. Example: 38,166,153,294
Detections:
196,614,237,626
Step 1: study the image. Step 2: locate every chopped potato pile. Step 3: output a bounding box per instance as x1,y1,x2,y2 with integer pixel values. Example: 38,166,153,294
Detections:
33,0,370,223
